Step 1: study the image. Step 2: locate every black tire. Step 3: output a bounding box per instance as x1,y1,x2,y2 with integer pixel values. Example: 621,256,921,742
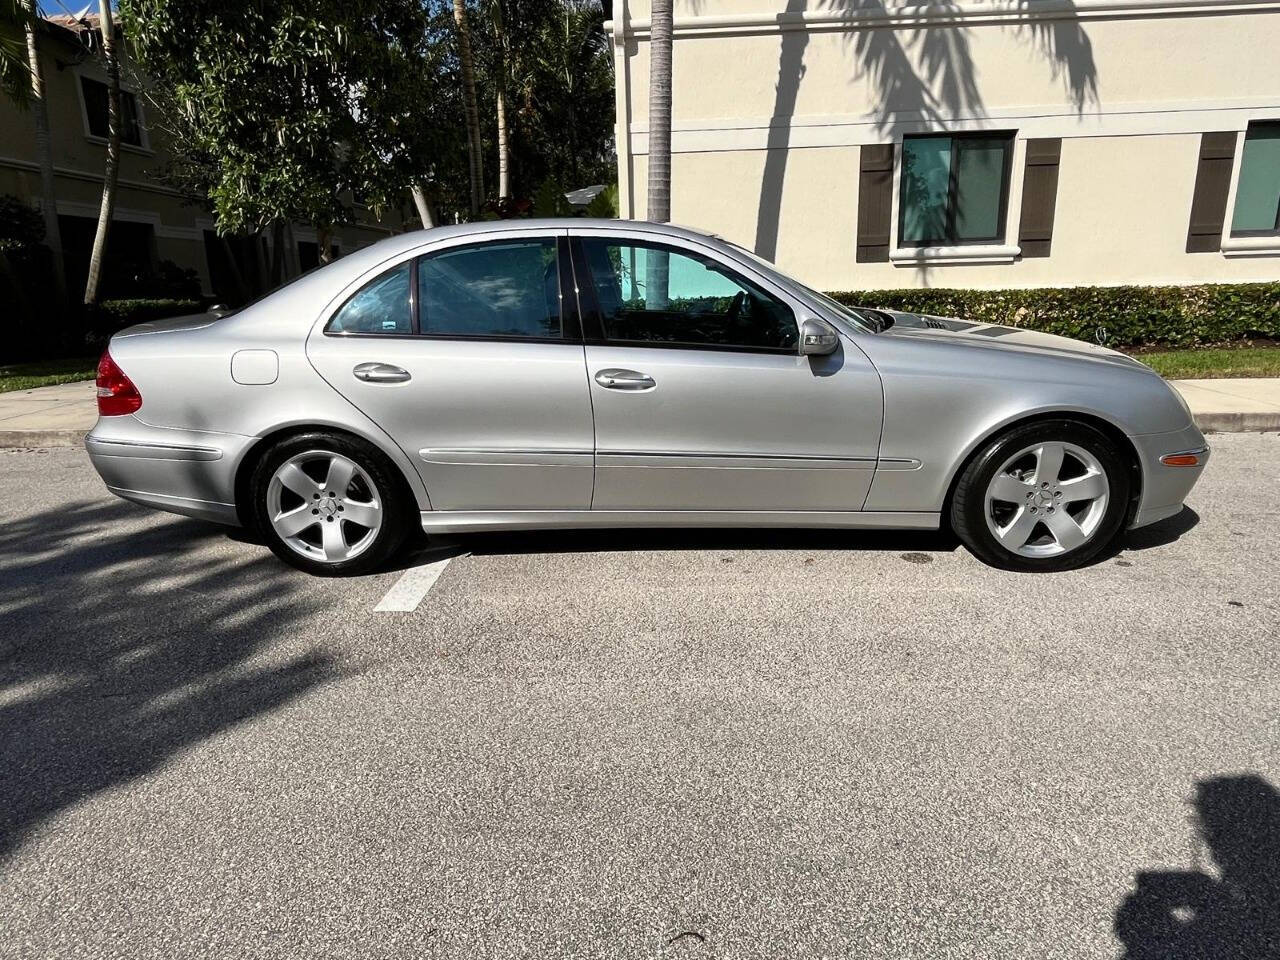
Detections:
950,419,1131,572
248,431,411,577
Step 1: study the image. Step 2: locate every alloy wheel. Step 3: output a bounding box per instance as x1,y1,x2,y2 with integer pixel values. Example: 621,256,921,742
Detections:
983,441,1110,558
266,450,383,563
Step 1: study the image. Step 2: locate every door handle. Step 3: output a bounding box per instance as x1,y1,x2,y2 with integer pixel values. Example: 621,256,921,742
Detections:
353,362,411,383
594,368,655,391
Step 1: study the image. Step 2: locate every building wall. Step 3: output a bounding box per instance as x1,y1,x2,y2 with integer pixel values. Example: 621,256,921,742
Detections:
608,0,1280,290
0,20,404,301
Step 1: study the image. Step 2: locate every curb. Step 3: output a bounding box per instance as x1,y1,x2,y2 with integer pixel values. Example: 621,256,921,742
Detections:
1194,413,1280,434
0,429,88,449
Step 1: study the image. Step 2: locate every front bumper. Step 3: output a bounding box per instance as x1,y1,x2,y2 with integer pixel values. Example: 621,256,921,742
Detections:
1129,423,1210,528
85,416,254,525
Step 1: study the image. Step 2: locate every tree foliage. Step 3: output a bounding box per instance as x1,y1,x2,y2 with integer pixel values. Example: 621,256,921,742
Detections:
120,0,615,231
120,0,451,236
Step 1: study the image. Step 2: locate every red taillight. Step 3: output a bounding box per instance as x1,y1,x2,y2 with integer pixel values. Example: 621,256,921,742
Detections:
96,350,142,416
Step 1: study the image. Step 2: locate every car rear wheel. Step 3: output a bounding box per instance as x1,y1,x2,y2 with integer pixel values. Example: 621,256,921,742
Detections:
249,432,410,576
950,420,1131,572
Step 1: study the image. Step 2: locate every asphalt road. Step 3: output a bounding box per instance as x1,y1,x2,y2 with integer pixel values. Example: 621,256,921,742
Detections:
2,436,1278,959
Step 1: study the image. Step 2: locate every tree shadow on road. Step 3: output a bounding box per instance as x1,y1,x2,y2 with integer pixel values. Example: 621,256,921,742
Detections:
1114,774,1280,959
0,498,335,864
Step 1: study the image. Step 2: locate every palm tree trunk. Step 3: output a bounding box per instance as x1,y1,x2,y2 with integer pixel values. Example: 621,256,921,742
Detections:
410,182,437,228
646,0,673,224
645,0,673,306
83,0,120,306
493,1,511,202
453,0,485,217
23,2,68,312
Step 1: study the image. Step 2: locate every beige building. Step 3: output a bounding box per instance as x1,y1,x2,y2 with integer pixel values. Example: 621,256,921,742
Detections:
0,15,405,303
606,0,1280,291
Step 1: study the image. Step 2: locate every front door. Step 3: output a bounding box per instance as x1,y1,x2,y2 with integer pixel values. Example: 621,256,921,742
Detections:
572,234,884,512
307,233,595,511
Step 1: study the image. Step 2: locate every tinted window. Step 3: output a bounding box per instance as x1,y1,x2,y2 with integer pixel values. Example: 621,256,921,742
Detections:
81,76,143,147
580,239,797,351
1231,121,1280,235
418,239,562,339
327,262,411,334
900,133,1012,245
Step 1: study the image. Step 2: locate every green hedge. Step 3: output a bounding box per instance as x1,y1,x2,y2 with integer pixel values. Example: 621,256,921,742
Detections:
826,283,1280,349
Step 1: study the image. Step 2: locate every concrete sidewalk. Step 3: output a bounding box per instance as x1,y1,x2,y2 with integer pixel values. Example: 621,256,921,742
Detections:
1,376,1278,447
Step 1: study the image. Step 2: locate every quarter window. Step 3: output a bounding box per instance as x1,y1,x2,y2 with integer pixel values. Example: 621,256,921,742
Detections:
327,263,412,335
579,239,797,351
1231,122,1280,235
899,133,1013,246
80,76,144,147
417,239,563,339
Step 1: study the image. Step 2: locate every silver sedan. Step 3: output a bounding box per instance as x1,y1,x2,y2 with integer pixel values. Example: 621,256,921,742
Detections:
87,219,1208,575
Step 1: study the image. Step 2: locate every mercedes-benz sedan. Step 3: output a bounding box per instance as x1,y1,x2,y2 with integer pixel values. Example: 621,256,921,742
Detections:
87,219,1208,575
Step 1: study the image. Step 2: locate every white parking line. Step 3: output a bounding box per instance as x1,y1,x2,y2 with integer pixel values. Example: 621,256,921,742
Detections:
374,555,461,612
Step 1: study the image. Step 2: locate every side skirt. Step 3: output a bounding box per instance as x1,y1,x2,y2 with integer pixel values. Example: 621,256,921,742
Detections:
419,509,940,534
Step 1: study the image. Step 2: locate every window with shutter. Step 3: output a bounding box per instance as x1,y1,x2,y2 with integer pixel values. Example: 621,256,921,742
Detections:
856,144,894,263
1185,132,1237,253
1017,139,1061,258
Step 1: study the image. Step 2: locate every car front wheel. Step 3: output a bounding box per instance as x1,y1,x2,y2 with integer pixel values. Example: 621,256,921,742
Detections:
950,420,1131,572
249,432,410,576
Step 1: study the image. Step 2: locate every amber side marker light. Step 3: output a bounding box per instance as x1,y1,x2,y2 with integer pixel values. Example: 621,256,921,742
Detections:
1160,453,1201,467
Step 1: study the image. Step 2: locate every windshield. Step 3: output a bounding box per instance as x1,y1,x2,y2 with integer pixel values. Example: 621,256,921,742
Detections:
721,240,885,333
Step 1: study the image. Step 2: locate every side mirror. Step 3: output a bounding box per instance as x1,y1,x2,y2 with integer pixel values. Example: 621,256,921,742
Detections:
799,318,839,356
209,303,232,318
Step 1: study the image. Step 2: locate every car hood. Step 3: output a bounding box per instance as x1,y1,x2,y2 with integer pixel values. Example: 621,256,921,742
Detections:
113,312,219,338
871,310,1154,372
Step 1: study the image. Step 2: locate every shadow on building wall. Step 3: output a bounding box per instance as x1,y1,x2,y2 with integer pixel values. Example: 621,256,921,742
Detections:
752,0,1100,269
1114,774,1280,958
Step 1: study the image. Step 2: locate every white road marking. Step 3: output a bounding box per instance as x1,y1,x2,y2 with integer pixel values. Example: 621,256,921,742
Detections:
374,555,461,612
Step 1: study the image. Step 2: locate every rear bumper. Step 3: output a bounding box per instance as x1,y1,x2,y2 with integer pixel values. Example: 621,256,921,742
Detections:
85,417,252,525
1129,423,1210,528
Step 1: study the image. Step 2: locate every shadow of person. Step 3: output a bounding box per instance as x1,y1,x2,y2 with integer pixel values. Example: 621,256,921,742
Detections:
1114,775,1280,959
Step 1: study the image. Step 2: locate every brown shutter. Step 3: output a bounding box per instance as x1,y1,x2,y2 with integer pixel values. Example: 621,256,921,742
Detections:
1017,138,1061,258
856,144,894,263
1186,132,1237,253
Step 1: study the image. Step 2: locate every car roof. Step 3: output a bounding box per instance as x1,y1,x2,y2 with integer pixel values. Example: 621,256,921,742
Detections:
363,218,722,258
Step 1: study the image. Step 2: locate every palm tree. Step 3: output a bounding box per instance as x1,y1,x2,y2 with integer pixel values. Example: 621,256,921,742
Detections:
83,0,121,305
10,0,68,311
1,0,32,102
646,0,672,223
453,0,485,216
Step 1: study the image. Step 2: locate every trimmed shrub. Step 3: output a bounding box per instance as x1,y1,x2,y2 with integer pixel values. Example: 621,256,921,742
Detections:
826,283,1280,349
86,298,206,350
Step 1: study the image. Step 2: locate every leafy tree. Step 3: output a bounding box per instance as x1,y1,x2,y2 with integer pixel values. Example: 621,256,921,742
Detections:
84,0,122,306
121,0,446,266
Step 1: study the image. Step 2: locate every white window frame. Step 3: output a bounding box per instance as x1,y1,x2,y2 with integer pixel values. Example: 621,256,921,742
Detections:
888,132,1024,266
1220,118,1280,258
73,67,153,155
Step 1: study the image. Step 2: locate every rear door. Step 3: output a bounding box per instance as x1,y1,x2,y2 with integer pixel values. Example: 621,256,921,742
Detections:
307,231,596,511
572,231,884,512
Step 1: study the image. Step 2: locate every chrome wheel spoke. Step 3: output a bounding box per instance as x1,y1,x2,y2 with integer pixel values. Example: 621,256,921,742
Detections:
266,449,384,564
989,473,1033,502
274,505,317,538
277,462,319,498
996,506,1040,549
1033,442,1065,485
1059,472,1107,503
341,500,381,528
984,439,1111,559
324,456,356,497
320,517,348,561
1043,508,1088,551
